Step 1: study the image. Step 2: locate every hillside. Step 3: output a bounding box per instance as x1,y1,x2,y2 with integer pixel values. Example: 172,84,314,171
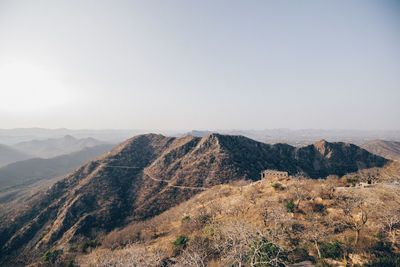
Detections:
0,144,32,167
12,135,107,158
78,168,400,267
361,140,400,161
0,144,115,194
0,134,389,265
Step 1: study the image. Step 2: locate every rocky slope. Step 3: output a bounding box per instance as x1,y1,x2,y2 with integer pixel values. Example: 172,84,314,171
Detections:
361,140,400,161
0,134,389,265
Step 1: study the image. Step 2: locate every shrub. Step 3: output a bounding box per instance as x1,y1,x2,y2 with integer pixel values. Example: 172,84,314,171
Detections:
345,176,359,186
181,215,190,223
312,203,325,213
272,183,283,190
68,245,78,252
172,235,188,255
80,240,101,253
66,259,74,267
248,238,285,266
173,235,188,246
285,200,295,213
364,255,400,267
42,248,63,263
288,246,311,263
320,240,343,259
196,214,211,225
203,220,221,238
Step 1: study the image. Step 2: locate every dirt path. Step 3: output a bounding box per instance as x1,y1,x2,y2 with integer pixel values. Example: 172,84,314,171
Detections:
99,164,206,190
142,169,206,190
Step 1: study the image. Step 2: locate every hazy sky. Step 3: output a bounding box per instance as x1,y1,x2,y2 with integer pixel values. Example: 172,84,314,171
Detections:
0,0,399,130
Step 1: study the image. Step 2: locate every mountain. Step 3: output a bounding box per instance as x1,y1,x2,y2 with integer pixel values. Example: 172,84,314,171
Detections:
0,144,115,193
185,129,400,146
12,135,107,158
361,140,400,161
0,128,179,145
0,144,32,167
0,134,388,265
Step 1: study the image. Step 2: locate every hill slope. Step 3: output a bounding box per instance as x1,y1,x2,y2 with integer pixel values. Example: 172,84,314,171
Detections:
12,135,106,158
0,134,388,265
0,144,32,167
361,140,400,161
0,144,115,193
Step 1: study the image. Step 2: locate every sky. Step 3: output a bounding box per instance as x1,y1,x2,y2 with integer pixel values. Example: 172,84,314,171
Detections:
0,0,399,130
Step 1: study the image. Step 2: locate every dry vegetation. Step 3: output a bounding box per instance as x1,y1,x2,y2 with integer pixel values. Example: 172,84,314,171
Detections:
69,166,400,267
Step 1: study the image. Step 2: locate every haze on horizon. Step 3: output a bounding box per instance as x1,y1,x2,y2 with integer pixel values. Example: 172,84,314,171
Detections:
0,0,399,131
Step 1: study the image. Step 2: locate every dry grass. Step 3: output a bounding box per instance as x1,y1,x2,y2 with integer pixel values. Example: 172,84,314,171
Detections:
76,173,400,266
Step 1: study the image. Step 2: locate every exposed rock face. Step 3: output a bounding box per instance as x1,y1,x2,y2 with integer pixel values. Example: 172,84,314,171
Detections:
361,140,400,161
0,134,388,264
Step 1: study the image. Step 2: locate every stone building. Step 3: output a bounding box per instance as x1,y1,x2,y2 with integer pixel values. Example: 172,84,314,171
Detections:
261,169,289,179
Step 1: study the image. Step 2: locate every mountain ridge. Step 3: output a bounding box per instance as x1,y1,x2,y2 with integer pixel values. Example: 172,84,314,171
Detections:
12,135,107,158
0,144,116,193
0,133,389,265
0,144,32,167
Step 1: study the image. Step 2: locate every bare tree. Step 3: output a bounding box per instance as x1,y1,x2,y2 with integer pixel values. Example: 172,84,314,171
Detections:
78,244,166,267
216,218,287,267
302,212,330,259
289,178,310,209
176,235,210,267
338,195,368,245
377,202,400,248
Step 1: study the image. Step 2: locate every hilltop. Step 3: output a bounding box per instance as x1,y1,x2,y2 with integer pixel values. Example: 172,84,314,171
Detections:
0,134,389,265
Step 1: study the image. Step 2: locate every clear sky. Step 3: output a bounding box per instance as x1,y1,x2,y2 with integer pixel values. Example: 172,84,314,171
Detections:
0,0,399,130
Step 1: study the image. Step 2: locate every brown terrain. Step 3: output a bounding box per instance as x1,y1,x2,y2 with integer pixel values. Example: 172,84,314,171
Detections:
361,140,400,161
0,133,391,266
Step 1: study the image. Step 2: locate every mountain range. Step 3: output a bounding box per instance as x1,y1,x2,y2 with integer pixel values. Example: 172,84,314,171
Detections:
0,144,31,167
12,135,107,158
0,133,388,264
1,128,399,147
0,144,115,194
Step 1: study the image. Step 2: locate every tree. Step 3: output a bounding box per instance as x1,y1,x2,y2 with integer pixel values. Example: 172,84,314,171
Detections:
177,235,210,267
216,218,287,267
302,212,330,259
290,177,310,209
338,195,368,245
377,202,400,248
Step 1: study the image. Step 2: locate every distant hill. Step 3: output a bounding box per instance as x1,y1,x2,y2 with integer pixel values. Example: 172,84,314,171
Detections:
361,140,400,161
12,135,107,158
185,129,400,146
0,144,115,192
0,133,388,264
0,144,31,167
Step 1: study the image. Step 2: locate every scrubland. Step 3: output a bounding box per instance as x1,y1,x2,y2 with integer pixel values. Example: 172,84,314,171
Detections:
67,165,400,267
